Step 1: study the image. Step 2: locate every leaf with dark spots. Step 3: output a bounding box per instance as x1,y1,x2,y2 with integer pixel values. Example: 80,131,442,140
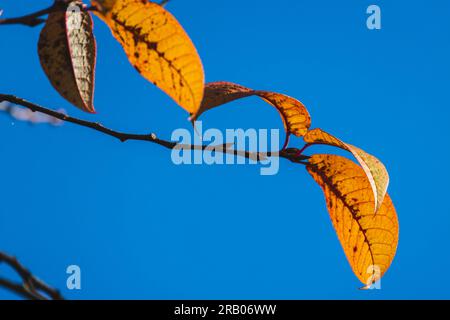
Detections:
38,1,96,113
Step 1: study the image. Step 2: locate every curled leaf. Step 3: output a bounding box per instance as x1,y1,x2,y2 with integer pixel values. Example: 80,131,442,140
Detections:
307,154,398,287
304,128,389,213
38,1,96,113
92,0,205,114
192,81,311,149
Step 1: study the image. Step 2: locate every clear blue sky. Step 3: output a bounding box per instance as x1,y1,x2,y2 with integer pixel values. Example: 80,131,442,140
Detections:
1,0,449,299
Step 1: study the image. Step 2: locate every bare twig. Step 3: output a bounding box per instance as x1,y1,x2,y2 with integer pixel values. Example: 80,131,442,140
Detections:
0,94,310,164
0,2,57,27
0,251,64,300
0,0,90,27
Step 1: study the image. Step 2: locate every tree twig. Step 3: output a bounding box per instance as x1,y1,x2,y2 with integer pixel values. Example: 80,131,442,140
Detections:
0,251,64,300
0,0,91,27
0,94,310,164
0,2,57,27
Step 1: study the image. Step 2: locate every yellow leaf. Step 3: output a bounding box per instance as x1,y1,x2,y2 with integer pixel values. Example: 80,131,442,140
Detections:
304,128,389,213
192,81,311,148
38,1,96,113
92,0,204,114
307,154,398,287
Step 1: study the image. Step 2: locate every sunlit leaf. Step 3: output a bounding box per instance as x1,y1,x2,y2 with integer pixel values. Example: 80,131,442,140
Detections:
306,154,398,287
304,128,389,213
92,0,204,114
192,81,311,148
38,1,96,113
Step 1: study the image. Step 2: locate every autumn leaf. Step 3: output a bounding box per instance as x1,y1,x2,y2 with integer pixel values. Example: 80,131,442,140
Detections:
38,1,96,113
303,128,389,213
92,0,204,114
192,81,311,149
306,154,398,287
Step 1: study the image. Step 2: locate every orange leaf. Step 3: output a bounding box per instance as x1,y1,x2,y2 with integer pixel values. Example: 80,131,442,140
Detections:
304,128,389,213
38,1,96,113
306,154,398,287
92,0,204,114
192,81,311,149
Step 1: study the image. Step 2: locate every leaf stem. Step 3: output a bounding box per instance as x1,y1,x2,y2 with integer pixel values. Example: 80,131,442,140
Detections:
297,143,312,156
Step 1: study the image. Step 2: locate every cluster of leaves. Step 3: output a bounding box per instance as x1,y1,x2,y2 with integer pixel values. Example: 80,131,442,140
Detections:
30,0,398,287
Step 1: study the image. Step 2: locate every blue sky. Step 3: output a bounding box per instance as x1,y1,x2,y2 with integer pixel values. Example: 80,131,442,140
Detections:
0,0,449,299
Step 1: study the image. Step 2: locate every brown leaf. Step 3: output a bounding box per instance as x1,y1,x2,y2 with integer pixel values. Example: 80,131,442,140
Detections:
92,0,205,114
192,81,311,149
38,1,96,113
307,154,398,287
304,128,389,213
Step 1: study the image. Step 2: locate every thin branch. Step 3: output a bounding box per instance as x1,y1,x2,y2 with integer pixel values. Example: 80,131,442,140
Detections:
0,2,57,27
0,278,41,300
0,251,64,300
0,94,310,164
0,0,89,27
